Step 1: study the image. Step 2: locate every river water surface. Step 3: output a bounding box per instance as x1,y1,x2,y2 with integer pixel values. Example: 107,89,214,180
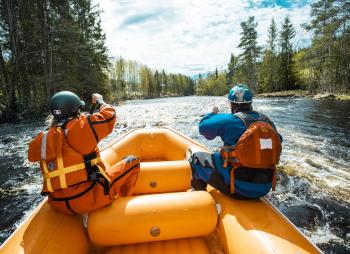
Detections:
0,96,349,253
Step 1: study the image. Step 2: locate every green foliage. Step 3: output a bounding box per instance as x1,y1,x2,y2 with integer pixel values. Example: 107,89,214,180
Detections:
140,65,154,98
300,0,350,93
292,49,314,91
196,72,227,96
0,0,109,122
227,2,349,95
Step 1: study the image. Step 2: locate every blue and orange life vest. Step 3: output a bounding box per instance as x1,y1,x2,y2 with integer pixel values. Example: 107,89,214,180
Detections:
220,112,282,193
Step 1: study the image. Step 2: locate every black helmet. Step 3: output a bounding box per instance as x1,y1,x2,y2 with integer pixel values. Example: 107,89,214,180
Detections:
50,91,85,119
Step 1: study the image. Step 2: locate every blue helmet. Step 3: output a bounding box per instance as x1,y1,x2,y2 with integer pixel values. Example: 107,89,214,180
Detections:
228,85,253,104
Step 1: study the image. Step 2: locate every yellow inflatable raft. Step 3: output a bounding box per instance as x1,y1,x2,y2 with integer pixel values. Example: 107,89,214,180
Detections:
0,128,322,254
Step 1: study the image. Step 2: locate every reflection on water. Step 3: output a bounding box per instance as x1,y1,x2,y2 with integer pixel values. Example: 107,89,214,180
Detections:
0,96,349,253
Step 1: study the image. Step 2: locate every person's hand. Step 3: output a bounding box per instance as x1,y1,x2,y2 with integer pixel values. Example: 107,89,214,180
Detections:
209,106,219,114
92,93,103,104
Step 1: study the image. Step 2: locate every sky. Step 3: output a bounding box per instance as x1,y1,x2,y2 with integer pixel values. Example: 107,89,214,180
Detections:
94,0,313,76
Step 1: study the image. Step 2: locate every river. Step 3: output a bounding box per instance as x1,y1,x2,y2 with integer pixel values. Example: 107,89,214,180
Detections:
0,96,349,253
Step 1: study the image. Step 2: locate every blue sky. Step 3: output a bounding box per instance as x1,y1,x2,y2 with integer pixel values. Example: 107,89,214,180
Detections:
95,0,313,75
250,0,310,8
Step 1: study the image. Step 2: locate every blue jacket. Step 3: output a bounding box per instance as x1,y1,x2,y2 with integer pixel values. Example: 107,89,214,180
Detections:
197,110,282,199
199,111,282,146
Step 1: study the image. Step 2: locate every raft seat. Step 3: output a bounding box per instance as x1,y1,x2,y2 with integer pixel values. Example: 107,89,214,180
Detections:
88,191,218,247
104,237,210,254
134,160,192,194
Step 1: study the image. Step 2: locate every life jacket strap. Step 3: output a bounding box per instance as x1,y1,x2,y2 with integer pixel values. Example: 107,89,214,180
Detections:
51,181,96,202
42,156,102,192
84,151,98,180
42,161,54,192
230,164,240,193
221,145,238,168
57,152,66,189
40,127,109,194
230,168,234,193
96,175,110,195
272,166,277,191
83,152,110,195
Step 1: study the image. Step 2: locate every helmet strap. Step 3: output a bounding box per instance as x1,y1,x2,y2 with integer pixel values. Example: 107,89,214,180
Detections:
230,103,252,114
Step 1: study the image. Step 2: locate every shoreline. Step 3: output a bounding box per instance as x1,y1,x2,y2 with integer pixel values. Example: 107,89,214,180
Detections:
1,92,349,124
256,90,350,100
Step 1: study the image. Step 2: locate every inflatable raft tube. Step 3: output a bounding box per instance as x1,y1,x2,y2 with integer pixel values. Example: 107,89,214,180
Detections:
0,128,322,254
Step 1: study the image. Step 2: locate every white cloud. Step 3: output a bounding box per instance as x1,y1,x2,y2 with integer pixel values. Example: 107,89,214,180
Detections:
94,0,312,75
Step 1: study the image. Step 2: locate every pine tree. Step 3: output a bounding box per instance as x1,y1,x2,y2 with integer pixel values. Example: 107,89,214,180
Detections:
154,70,161,97
260,18,279,92
238,16,261,92
279,16,296,90
161,69,167,96
226,53,238,86
115,58,126,98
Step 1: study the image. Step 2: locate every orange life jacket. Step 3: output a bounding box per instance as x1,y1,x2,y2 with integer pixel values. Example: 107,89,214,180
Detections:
28,126,110,193
28,105,119,214
220,112,282,193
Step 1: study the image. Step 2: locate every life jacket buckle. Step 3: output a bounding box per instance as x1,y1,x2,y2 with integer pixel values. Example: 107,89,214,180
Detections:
90,170,97,181
83,151,98,180
95,174,109,195
84,160,93,180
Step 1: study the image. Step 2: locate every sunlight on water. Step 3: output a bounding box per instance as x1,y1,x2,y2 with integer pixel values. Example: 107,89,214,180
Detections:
305,223,342,244
278,126,350,202
108,97,350,204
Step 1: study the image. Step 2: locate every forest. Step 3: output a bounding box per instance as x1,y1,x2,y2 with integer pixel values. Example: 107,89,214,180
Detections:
109,58,195,101
0,0,110,122
200,0,350,95
0,0,349,123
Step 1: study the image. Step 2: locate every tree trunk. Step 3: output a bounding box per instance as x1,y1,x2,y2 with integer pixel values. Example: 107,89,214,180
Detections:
0,44,9,97
6,0,19,111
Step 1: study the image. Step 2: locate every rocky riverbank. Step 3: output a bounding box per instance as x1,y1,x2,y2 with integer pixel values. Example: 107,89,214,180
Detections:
256,90,350,100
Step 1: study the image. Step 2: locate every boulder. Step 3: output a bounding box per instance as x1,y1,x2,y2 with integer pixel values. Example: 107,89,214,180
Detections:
313,93,336,100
